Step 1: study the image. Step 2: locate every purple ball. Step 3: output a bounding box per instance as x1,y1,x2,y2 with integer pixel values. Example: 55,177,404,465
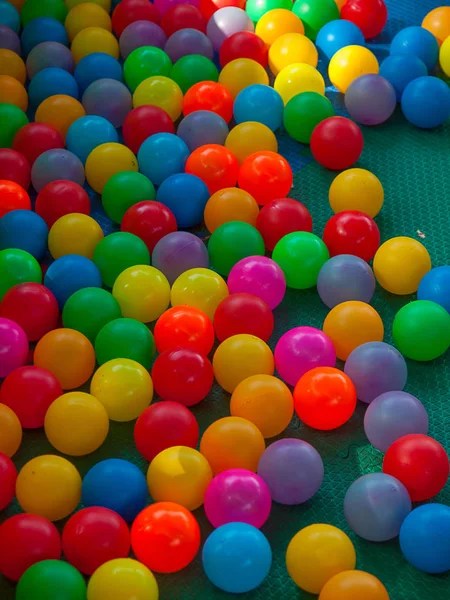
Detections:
317,254,376,308
82,79,132,128
206,7,254,51
0,317,28,378
257,438,324,505
119,21,167,59
31,149,85,193
204,468,272,529
164,29,213,62
345,74,397,126
364,391,429,452
177,110,229,151
228,256,286,310
0,25,21,55
344,341,407,404
26,41,75,79
151,231,209,284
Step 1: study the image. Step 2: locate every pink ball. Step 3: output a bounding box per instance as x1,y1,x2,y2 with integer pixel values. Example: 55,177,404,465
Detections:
154,0,199,16
204,468,272,528
275,326,336,386
0,318,29,378
228,256,286,310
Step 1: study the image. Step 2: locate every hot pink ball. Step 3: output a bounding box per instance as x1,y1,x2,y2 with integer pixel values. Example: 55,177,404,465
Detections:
227,256,286,310
204,468,272,529
0,318,29,378
275,326,336,386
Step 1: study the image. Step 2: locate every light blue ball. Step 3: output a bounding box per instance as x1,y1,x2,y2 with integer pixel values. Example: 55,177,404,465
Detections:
44,255,102,308
401,76,450,129
234,84,284,131
138,133,189,186
66,115,119,164
28,67,79,109
21,17,68,57
156,173,209,228
74,52,123,93
390,26,439,70
0,210,48,260
417,266,450,313
316,19,365,61
0,0,20,33
379,54,427,101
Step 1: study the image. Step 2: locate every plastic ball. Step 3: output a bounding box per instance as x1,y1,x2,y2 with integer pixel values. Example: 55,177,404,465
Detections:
0,182,30,219
183,80,233,122
292,0,339,41
228,256,286,309
0,75,28,112
340,0,387,39
256,198,312,251
0,452,16,511
272,231,329,289
0,2,19,33
418,266,450,312
220,30,267,67
275,65,326,108
284,91,334,143
31,148,85,193
93,233,149,288
103,173,155,225
345,74,396,125
71,27,119,64
87,558,158,600
62,287,121,343
44,255,102,308
111,0,159,37
379,54,427,101
21,0,67,26
0,402,22,456
0,24,21,54
156,173,210,228
185,144,239,194
152,231,209,285
233,83,284,131
317,255,376,309
0,317,27,379
28,67,79,110
124,47,171,93
133,75,183,121
401,75,450,129
138,133,189,187
66,115,119,164
48,214,103,261
238,150,293,206
329,168,384,217
329,45,378,92
323,210,380,262
0,48,26,83
26,41,75,79
316,18,365,60
95,318,155,369
120,21,167,59
65,2,111,42
390,25,439,70
161,4,205,36
214,293,274,342
82,459,148,522
254,8,304,46
66,0,112,10
12,123,64,167
35,181,89,228
225,122,277,165
0,210,47,261
204,187,258,234
171,267,228,319
34,328,95,389
35,95,86,140
74,52,123,93
0,248,42,303
206,7,254,51
21,17,68,57
178,110,229,152
164,27,213,62
440,35,450,76
0,103,28,148
86,143,137,194
218,57,269,98
208,222,264,276
121,200,177,252
270,33,319,78
154,306,212,355
422,6,450,47
311,116,364,170
245,0,291,23
123,106,174,155
319,571,390,600
82,78,132,129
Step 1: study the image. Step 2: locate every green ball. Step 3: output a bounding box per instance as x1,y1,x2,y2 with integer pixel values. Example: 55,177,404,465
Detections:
292,0,339,40
102,171,156,223
93,232,151,288
246,0,292,22
62,287,122,342
392,300,450,361
284,92,335,143
16,560,86,600
208,221,265,276
95,317,156,369
272,231,329,289
0,104,28,148
21,0,68,26
170,55,219,94
0,248,42,300
124,46,172,92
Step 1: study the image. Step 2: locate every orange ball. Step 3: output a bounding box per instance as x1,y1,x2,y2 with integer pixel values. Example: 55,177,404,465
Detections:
0,180,31,217
0,75,28,112
204,187,259,233
154,305,214,355
422,6,450,46
319,570,390,600
35,95,86,140
185,144,239,194
0,49,26,84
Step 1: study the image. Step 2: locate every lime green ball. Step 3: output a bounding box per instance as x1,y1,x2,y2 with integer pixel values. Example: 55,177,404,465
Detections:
124,46,172,92
208,221,265,276
93,232,151,288
170,55,219,94
0,248,42,300
284,92,335,143
95,317,156,369
392,300,450,361
246,0,292,22
102,171,156,223
292,0,339,40
62,287,122,342
21,0,68,26
16,560,86,600
0,104,28,148
272,231,330,289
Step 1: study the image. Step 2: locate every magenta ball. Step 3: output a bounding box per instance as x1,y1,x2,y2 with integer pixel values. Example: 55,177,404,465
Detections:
274,326,336,386
154,0,200,16
26,41,75,79
204,468,272,529
151,231,209,284
119,21,167,59
164,28,213,62
206,7,254,51
345,74,397,126
228,256,286,310
82,78,132,128
0,318,29,378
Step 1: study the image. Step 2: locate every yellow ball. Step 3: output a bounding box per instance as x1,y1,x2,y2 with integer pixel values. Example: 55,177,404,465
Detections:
440,35,450,76
87,559,159,600
274,63,325,104
44,391,109,456
286,524,357,594
329,168,384,218
48,213,104,259
66,0,111,12
171,267,228,320
329,45,379,93
0,403,22,457
85,142,138,193
0,75,28,111
90,358,154,422
133,76,183,121
422,7,450,46
269,33,318,76
373,237,432,295
255,8,305,46
16,455,82,521
35,94,86,140
213,334,275,393
0,48,26,84
65,3,112,42
71,26,119,64
113,265,170,323
147,446,212,510
218,58,269,99
225,121,278,164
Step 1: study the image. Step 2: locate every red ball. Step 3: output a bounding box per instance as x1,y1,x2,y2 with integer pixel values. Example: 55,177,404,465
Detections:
310,117,364,171
182,81,234,123
35,180,90,227
121,200,177,253
154,305,214,355
161,4,206,36
200,0,245,20
0,149,31,190
134,401,200,461
341,0,388,39
112,0,160,37
122,106,175,154
62,507,130,576
322,210,380,261
152,347,214,406
0,283,60,341
219,31,268,67
214,293,274,342
185,144,239,194
0,453,17,511
12,123,64,167
0,514,61,581
0,366,62,429
238,151,293,206
383,434,449,502
256,197,312,251
0,180,31,217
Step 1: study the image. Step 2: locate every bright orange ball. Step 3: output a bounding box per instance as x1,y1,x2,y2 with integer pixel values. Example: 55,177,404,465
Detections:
204,187,259,233
422,6,450,46
185,144,239,194
0,76,28,112
35,95,86,140
0,180,30,217
319,570,390,600
238,150,293,206
154,306,214,355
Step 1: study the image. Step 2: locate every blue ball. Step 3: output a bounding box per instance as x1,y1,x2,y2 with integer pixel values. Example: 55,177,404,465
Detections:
0,210,48,260
400,504,450,574
316,19,365,61
66,115,119,164
202,523,272,593
0,0,20,33
390,26,439,71
156,173,209,228
82,459,148,523
137,133,190,186
44,255,102,308
317,254,376,308
21,17,68,57
28,67,79,109
417,266,450,313
234,84,284,132
177,110,229,152
74,52,123,94
401,76,450,129
379,54,428,101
